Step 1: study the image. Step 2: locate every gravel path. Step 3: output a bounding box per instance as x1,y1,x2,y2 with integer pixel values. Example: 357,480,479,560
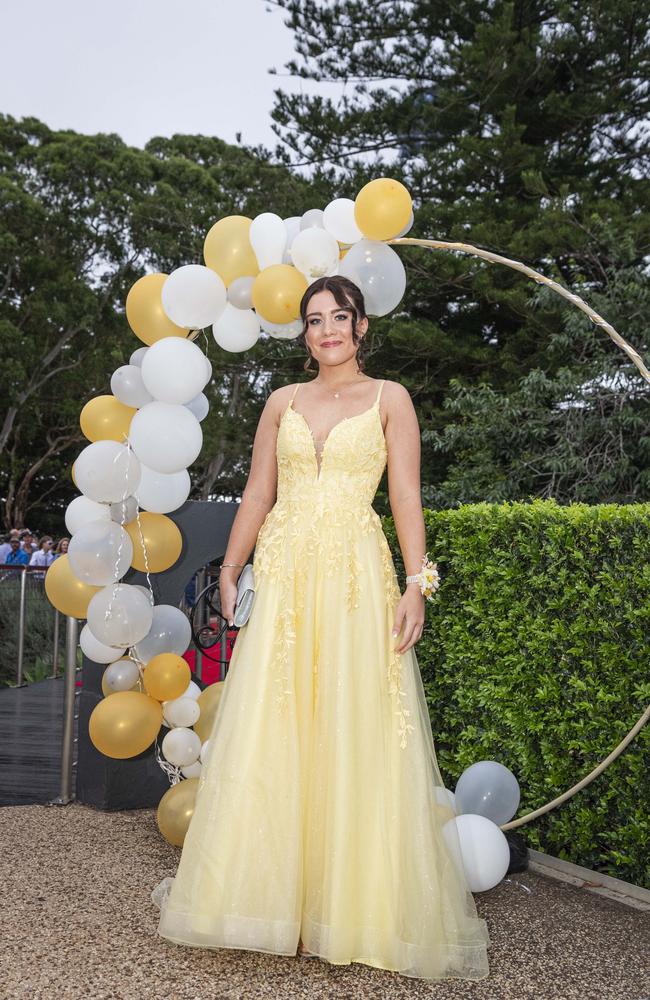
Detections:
2,802,647,1000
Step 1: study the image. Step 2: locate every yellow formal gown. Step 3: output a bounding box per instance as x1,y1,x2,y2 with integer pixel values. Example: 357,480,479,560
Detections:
152,379,491,981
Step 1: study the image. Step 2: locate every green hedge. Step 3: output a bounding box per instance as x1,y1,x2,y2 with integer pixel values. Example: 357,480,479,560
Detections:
382,499,650,889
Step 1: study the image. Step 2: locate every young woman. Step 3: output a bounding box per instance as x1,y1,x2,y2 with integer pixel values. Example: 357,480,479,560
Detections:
152,275,491,982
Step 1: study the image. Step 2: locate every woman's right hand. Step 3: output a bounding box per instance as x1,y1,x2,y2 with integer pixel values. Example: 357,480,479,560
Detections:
219,568,240,627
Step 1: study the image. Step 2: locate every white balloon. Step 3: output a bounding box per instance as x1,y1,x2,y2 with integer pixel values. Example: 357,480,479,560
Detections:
181,760,202,778
132,584,155,606
212,303,261,352
290,227,340,282
200,739,211,763
183,680,202,701
103,657,140,693
163,696,200,728
111,365,153,408
162,727,202,767
87,583,154,647
442,814,510,893
300,208,324,230
65,496,111,536
323,198,364,244
203,354,212,385
133,604,192,662
134,463,191,514
79,623,125,664
68,520,133,586
75,441,141,504
283,216,302,262
249,212,287,270
339,239,406,317
129,346,148,367
140,336,208,406
161,265,227,329
110,496,138,525
184,392,209,422
129,402,202,474
259,317,303,340
227,276,255,310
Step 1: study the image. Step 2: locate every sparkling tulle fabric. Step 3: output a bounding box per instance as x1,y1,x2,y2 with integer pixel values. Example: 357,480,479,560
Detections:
151,380,491,981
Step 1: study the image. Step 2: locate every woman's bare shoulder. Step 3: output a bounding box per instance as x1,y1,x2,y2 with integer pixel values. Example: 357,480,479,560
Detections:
380,379,414,408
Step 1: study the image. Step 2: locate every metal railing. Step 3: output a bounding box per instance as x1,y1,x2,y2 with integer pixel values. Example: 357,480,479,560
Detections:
0,563,64,687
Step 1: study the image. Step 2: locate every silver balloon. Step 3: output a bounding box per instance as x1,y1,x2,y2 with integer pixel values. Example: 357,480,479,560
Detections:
455,760,520,826
339,239,406,316
103,657,141,693
133,604,191,663
110,496,139,525
227,276,255,310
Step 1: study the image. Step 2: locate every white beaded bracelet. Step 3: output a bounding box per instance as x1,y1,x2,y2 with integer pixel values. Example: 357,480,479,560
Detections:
405,552,441,601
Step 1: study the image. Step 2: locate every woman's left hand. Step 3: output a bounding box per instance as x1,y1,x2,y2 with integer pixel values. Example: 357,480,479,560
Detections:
392,585,425,653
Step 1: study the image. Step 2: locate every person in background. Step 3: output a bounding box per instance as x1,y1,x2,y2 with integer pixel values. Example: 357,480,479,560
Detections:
20,531,37,555
52,537,69,560
0,529,20,562
5,537,30,566
30,536,54,569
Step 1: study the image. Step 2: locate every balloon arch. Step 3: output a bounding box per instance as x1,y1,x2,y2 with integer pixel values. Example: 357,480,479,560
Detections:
45,177,649,889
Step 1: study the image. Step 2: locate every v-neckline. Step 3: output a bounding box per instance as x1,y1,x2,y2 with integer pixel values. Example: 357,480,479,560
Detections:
288,397,384,482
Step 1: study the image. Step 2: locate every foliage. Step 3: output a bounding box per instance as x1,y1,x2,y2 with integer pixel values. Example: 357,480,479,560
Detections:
383,498,650,886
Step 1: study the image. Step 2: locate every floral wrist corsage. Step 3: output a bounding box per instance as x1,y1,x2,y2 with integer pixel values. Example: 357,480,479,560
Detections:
405,552,440,601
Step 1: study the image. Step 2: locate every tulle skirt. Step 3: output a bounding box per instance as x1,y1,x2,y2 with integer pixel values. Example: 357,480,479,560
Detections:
152,525,491,981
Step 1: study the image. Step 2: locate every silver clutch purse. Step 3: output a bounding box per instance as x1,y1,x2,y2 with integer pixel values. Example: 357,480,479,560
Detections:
232,563,255,628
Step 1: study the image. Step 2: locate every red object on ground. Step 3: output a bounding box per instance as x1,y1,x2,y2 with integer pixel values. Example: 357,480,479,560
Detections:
183,628,238,685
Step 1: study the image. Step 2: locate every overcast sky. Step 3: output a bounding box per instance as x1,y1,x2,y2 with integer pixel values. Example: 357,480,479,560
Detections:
0,0,339,152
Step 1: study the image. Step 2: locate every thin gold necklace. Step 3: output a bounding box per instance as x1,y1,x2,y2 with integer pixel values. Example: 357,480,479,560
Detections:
313,371,369,399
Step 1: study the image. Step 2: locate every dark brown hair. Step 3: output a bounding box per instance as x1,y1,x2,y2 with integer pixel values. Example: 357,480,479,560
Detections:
298,275,368,373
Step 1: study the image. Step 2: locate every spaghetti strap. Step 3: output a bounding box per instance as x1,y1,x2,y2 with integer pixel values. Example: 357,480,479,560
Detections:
375,379,386,404
290,383,301,402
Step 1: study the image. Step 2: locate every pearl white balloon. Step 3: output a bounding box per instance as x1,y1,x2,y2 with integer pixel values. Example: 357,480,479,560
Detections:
65,496,111,536
203,354,212,384
183,680,202,702
249,212,287,270
181,760,202,778
339,239,406,316
163,696,200,728
323,198,364,244
161,265,227,329
442,814,510,893
140,336,209,405
79,623,125,664
455,760,521,826
133,604,192,662
111,365,154,408
162,727,202,767
110,496,138,525
227,276,255,310
212,303,261,352
132,584,155,606
290,227,340,282
300,208,324,230
87,583,154,647
103,657,140,693
135,463,191,514
129,346,148,367
200,739,211,763
184,392,209,422
75,441,141,504
68,520,133,586
259,317,303,340
129,402,202,474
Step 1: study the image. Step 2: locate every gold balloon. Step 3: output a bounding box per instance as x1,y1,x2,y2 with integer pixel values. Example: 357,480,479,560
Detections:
252,264,307,325
89,690,163,759
80,395,136,443
193,680,225,742
354,177,412,241
143,653,191,702
126,273,189,346
203,216,259,287
124,512,183,573
156,777,199,847
44,555,101,618
101,663,143,698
